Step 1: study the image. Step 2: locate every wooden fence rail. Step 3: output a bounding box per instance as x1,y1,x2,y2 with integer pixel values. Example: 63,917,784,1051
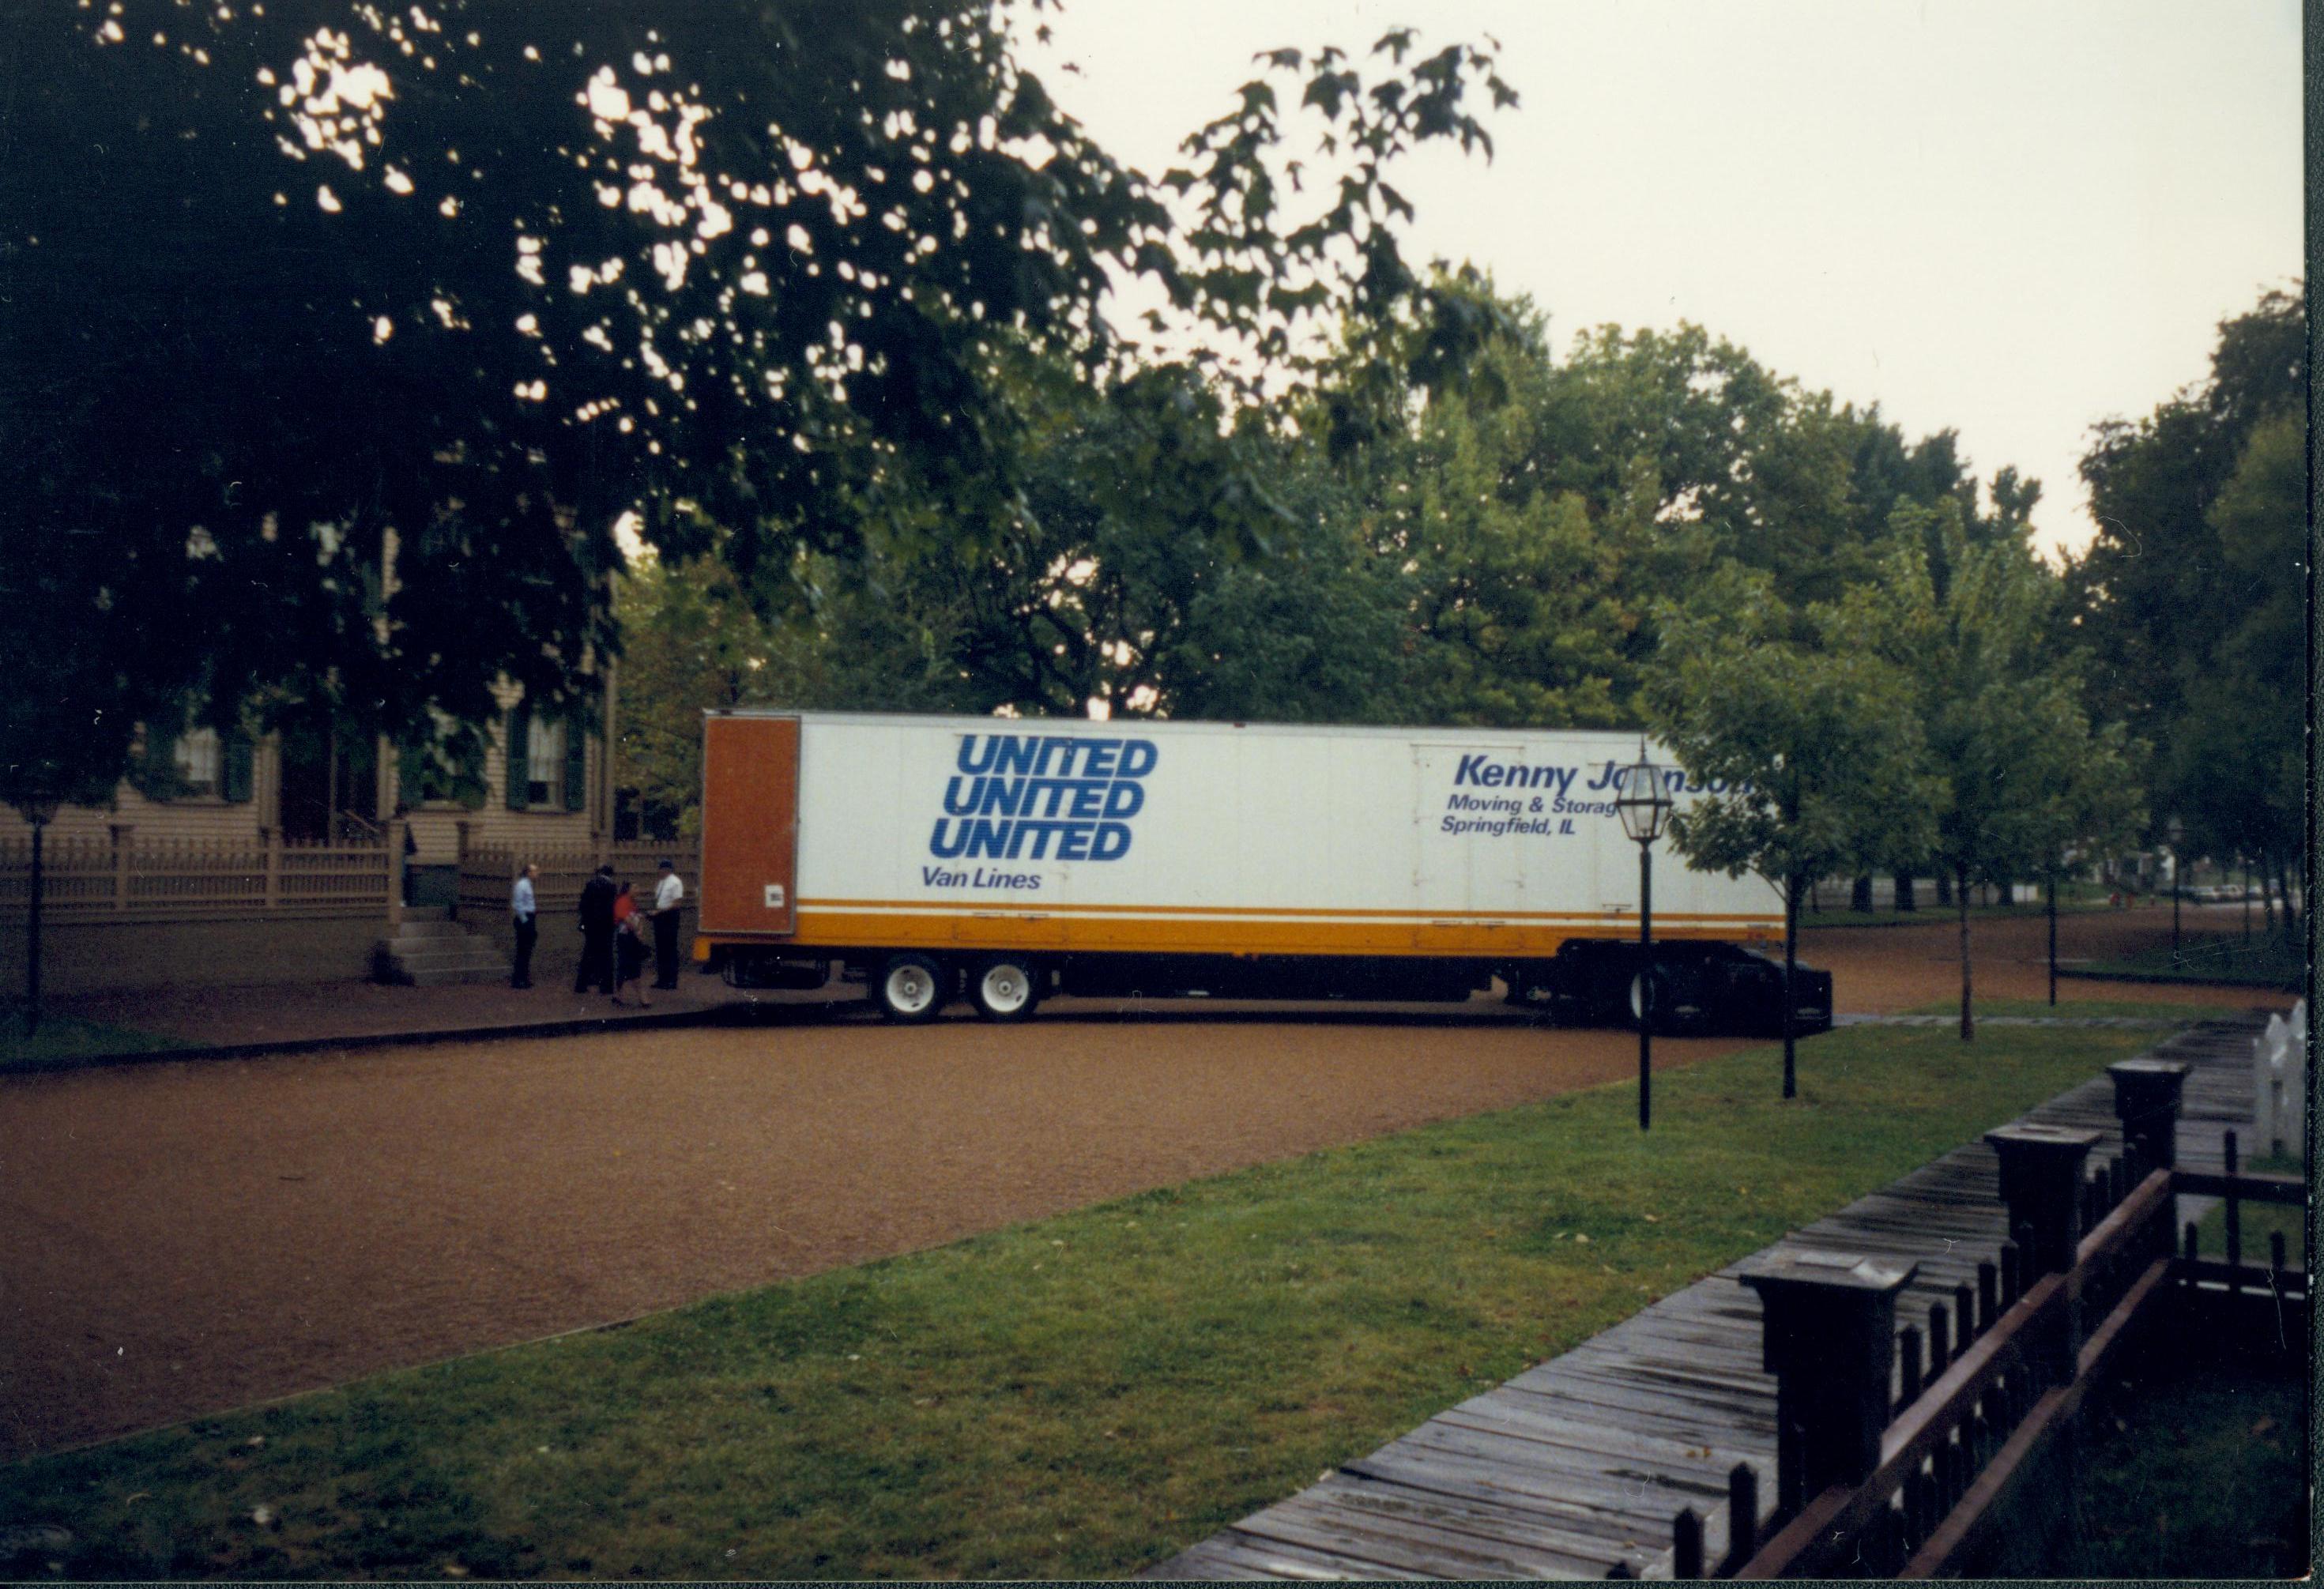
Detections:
456,842,700,925
1659,1067,2308,1580
0,835,391,918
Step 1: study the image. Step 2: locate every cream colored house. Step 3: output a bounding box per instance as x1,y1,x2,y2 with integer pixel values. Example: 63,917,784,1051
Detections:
0,678,623,994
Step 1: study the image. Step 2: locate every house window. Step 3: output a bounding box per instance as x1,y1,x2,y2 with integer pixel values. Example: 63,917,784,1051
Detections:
173,729,221,795
400,710,483,809
526,717,566,808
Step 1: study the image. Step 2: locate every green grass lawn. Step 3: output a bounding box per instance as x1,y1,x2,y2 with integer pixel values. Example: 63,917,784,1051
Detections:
0,1022,2179,1580
0,1011,184,1071
2054,1360,2307,1579
2081,934,2307,989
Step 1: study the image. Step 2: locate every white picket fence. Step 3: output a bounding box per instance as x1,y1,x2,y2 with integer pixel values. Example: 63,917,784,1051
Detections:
2252,999,2307,1158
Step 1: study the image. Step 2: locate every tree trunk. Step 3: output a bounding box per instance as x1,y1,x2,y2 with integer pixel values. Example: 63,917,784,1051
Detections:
1935,871,1954,908
1851,874,1874,913
1783,873,1800,1100
1957,865,1973,1042
1896,874,1916,913
2047,872,2058,1007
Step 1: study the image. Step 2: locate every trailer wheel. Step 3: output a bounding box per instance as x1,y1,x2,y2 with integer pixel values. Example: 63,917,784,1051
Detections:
969,956,1042,1022
873,953,948,1022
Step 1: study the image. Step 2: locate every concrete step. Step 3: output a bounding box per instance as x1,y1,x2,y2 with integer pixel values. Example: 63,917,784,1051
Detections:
386,950,510,975
374,917,509,985
405,965,516,987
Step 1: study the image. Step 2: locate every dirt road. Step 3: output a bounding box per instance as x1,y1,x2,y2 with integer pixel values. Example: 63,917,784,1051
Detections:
0,908,2284,1459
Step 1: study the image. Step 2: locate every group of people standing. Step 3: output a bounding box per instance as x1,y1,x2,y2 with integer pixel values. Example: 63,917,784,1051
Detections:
507,859,687,1003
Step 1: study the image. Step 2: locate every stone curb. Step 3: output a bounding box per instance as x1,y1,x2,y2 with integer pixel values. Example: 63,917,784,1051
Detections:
2,1002,781,1079
2054,966,2303,992
1832,1013,2198,1029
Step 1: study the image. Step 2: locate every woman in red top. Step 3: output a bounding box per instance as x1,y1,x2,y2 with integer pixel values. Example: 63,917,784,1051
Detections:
612,882,652,1006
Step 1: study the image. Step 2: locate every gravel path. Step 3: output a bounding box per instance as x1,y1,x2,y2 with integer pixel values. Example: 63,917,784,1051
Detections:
0,909,2284,1460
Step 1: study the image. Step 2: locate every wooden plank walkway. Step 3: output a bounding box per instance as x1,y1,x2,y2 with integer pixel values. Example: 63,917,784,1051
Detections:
1145,1011,2277,1580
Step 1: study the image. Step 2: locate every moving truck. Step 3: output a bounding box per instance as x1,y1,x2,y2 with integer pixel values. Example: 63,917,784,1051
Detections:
695,710,1833,1033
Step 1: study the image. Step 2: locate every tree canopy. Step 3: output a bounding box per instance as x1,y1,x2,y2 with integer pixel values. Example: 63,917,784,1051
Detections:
1847,502,2143,1037
2066,285,2304,924
0,0,1512,818
1643,560,1938,1083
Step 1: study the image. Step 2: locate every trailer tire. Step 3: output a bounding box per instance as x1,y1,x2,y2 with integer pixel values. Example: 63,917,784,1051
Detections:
873,953,949,1022
968,956,1042,1022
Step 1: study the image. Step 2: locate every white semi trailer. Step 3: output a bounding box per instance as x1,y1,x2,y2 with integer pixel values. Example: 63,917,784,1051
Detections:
695,710,1832,1031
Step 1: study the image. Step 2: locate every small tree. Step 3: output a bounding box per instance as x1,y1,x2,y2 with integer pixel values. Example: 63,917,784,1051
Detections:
1646,566,1940,1094
1857,503,2142,1039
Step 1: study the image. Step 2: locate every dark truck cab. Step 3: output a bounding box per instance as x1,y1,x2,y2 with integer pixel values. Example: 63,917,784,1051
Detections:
1516,939,1835,1037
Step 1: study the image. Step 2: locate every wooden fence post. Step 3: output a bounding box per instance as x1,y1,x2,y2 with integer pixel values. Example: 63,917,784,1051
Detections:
1720,1464,1760,1573
386,815,408,929
2222,1130,2243,1289
1983,1124,2100,1279
109,823,134,912
1738,1249,1918,1519
261,828,281,910
2106,1057,2190,1181
1985,1124,2098,1382
1671,1508,1703,1579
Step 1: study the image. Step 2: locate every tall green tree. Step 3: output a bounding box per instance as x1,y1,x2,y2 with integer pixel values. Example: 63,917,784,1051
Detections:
1645,566,1940,1092
2066,286,2304,905
2167,409,2307,930
615,548,977,835
1857,503,2143,1038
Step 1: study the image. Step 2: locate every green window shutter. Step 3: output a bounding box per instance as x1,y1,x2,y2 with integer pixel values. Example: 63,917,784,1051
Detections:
137,725,179,800
563,717,589,811
505,707,531,811
222,734,255,803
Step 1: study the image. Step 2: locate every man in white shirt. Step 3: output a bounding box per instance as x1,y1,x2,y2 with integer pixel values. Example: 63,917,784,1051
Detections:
650,859,686,990
510,864,539,988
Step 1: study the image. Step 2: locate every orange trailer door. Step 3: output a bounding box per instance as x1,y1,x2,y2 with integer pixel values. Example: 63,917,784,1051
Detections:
700,714,800,937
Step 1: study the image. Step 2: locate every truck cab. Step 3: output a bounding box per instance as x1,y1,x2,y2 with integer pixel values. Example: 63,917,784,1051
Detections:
1516,939,1834,1037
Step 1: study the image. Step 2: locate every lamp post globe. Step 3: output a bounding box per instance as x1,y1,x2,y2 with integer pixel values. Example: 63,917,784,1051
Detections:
1614,744,1673,845
1614,742,1673,1131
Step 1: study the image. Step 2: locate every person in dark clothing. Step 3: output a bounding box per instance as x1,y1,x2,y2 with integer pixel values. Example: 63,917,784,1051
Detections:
510,863,540,988
574,864,617,994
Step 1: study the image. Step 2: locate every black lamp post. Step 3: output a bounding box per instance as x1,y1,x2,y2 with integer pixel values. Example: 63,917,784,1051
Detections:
2166,817,2183,969
17,799,58,1038
1614,741,1674,1132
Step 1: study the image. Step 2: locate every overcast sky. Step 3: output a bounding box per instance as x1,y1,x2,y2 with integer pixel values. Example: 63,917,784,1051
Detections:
1024,0,2302,555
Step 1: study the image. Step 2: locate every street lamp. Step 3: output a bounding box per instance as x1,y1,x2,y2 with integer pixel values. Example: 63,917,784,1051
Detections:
19,798,58,1037
2166,817,2184,968
1614,741,1674,1132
